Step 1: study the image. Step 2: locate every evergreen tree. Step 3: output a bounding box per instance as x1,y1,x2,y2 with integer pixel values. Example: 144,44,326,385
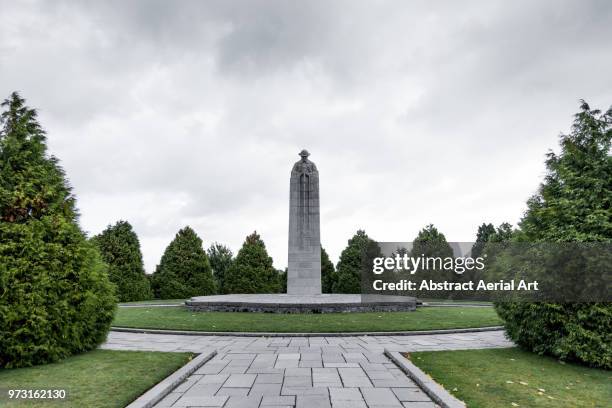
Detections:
151,226,216,299
411,224,455,298
0,92,115,368
321,247,337,293
489,222,514,243
333,230,379,293
411,224,453,261
223,231,280,293
92,221,152,302
495,101,612,369
207,242,233,294
470,223,496,258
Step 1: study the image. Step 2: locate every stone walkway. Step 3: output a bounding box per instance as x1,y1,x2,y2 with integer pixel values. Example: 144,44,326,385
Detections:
103,330,512,407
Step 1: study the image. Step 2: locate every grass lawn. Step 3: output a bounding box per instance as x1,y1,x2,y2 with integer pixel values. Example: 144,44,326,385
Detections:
408,348,612,408
0,350,192,407
112,306,503,332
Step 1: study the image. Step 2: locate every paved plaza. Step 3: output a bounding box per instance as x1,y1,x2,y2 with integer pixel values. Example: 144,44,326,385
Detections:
103,330,513,407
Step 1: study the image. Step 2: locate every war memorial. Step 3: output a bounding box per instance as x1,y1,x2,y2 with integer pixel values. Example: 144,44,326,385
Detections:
186,150,416,313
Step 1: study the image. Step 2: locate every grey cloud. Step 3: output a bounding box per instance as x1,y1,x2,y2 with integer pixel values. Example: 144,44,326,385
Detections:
1,0,611,271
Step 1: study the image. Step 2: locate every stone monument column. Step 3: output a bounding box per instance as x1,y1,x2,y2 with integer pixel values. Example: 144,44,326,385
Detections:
288,149,321,295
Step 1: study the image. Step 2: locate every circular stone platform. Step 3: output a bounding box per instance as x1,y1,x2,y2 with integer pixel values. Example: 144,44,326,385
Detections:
185,294,417,313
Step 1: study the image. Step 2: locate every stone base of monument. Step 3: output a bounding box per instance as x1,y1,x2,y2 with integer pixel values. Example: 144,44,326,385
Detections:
185,294,417,313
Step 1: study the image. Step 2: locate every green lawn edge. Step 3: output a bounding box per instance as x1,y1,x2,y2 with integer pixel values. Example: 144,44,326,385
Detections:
408,348,611,408
112,306,503,333
0,350,192,408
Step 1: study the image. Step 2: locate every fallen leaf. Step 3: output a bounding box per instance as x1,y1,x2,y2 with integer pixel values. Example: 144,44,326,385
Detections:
506,380,514,384
511,403,519,407
519,381,528,385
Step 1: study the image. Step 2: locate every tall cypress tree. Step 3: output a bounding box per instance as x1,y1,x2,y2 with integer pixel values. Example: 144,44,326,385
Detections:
470,223,496,258
223,231,279,293
151,226,216,299
207,242,233,294
0,92,116,368
92,220,152,302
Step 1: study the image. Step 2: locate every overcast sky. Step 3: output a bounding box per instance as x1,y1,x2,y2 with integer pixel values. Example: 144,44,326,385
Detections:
1,0,611,272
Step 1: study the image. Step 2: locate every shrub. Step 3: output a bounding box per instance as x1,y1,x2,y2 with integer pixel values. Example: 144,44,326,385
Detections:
151,226,216,299
92,221,152,302
0,92,116,368
223,231,280,293
494,101,612,369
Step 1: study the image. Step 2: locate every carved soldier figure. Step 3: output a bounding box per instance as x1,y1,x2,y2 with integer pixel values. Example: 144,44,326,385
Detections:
288,149,321,295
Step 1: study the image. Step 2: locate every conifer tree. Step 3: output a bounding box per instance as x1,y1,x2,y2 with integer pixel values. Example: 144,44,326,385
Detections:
495,101,611,368
223,231,280,293
0,92,115,368
151,226,215,299
92,220,152,302
470,223,496,258
207,242,233,294
321,247,337,293
333,230,380,293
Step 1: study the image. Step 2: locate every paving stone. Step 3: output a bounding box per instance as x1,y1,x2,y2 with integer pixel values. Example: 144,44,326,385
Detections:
285,367,311,377
282,386,329,396
249,383,282,396
401,402,437,408
224,395,263,408
275,360,299,368
392,388,431,402
198,374,230,384
324,362,360,368
366,370,397,380
172,395,228,407
329,387,363,401
283,376,312,387
360,362,388,371
196,363,228,374
261,395,296,406
221,365,249,374
331,401,368,408
182,382,223,398
322,354,345,363
248,367,285,374
261,405,293,408
361,388,402,407
301,353,322,360
255,373,284,384
296,395,331,408
216,387,250,396
224,374,257,388
277,353,300,360
299,360,323,368
338,368,372,387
